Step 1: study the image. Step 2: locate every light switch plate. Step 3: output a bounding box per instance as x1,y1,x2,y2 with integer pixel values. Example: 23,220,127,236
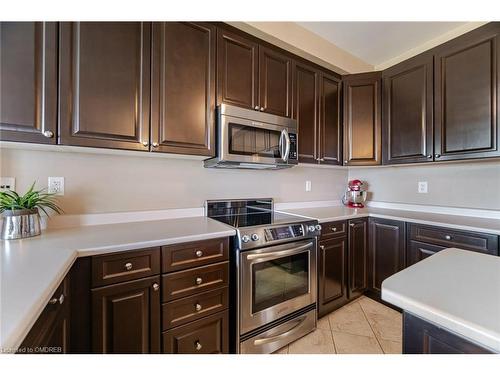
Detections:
418,181,428,194
48,177,65,195
0,177,15,192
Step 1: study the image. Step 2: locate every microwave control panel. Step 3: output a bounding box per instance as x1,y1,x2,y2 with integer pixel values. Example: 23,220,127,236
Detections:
288,133,298,160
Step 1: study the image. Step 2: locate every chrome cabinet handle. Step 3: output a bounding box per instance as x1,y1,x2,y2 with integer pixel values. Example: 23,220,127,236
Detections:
254,105,259,110
319,245,325,250
153,283,160,291
195,250,203,258
349,223,355,227
142,141,149,147
43,130,54,138
195,303,202,312
152,142,159,148
195,277,203,285
195,341,202,351
444,235,452,240
260,107,265,111
331,227,337,232
435,153,441,158
427,154,432,158
49,294,64,305
125,262,133,271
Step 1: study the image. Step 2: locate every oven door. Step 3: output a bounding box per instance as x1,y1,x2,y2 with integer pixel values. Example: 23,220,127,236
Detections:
239,239,317,335
220,114,294,165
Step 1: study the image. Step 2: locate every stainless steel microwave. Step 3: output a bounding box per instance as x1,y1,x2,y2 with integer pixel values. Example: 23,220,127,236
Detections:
204,104,298,170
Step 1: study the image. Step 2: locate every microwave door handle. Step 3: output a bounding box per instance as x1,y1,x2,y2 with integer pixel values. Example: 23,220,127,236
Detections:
280,129,291,162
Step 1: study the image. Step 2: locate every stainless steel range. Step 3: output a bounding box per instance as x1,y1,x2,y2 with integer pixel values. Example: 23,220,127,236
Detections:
206,198,321,354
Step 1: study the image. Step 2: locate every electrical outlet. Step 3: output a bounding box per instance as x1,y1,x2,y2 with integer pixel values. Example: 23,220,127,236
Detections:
305,180,312,192
418,181,428,194
48,177,65,195
0,177,15,192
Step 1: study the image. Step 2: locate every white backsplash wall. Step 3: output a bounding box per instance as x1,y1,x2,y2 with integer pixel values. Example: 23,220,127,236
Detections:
349,160,500,211
1,148,348,214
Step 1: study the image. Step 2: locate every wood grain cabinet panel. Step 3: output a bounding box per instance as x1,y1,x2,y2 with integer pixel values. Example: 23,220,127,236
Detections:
434,23,500,161
318,236,348,317
368,218,405,295
407,240,445,267
151,22,216,156
382,52,434,164
294,63,320,163
91,275,161,353
343,72,382,165
217,29,258,110
59,22,151,151
319,72,342,165
0,22,57,144
259,46,292,117
348,218,368,299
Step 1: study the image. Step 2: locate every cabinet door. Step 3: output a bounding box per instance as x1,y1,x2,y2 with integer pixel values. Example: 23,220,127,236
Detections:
343,72,382,165
294,63,319,163
407,240,445,267
0,22,57,144
318,237,348,317
91,275,160,353
368,218,405,294
319,72,342,164
259,46,292,117
434,23,500,161
59,22,151,151
383,53,434,164
151,22,215,156
217,28,258,110
348,218,368,299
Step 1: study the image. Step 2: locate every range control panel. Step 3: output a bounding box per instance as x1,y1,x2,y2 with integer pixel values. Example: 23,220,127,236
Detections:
264,224,304,241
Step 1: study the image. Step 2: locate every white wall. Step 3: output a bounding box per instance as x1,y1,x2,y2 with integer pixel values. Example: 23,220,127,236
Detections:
348,160,500,211
1,147,348,214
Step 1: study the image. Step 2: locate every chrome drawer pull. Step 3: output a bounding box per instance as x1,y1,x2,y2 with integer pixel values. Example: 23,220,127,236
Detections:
153,283,160,291
48,294,64,305
331,227,337,232
445,235,452,240
125,262,133,271
195,250,203,258
195,341,202,351
195,303,202,312
195,277,203,285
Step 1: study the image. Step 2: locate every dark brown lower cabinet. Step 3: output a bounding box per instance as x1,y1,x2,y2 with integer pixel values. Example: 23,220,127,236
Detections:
318,236,348,317
403,313,495,354
407,240,445,266
348,218,368,299
19,274,70,354
91,275,161,353
162,310,229,354
368,218,406,296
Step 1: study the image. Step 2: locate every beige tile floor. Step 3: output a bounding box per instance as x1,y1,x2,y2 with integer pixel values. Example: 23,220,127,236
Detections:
274,296,402,354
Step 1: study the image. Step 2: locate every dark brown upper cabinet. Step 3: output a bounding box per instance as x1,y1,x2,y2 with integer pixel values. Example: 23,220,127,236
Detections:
151,22,216,156
0,22,57,144
217,28,259,111
382,52,434,164
59,22,151,151
294,62,319,163
294,62,342,165
258,46,293,117
368,218,406,295
319,72,342,164
434,23,500,161
343,72,382,165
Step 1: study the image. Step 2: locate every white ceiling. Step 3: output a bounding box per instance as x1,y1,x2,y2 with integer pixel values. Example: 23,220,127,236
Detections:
297,22,467,66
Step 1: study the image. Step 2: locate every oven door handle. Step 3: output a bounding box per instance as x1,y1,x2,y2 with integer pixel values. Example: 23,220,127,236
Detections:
252,315,308,346
245,242,312,261
279,128,291,162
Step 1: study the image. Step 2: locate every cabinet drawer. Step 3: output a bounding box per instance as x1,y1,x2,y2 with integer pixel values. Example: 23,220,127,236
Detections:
161,261,229,302
91,247,160,287
409,224,498,255
320,220,347,239
162,287,228,330
407,240,446,267
162,237,229,273
162,310,229,353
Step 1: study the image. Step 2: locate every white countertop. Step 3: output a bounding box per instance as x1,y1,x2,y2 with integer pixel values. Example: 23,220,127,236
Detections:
278,206,500,235
381,248,500,352
0,216,235,352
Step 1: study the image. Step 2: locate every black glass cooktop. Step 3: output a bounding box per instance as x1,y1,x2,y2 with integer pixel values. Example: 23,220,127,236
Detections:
206,199,308,228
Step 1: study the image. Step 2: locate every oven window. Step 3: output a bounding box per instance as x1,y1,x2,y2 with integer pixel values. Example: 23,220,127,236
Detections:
252,252,309,314
229,123,281,158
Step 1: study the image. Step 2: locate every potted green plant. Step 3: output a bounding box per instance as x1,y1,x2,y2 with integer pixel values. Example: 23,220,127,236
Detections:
0,182,63,240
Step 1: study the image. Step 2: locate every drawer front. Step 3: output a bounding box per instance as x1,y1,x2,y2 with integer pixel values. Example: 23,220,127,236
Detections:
407,240,446,267
320,220,347,239
91,247,160,287
162,287,228,330
409,224,498,255
162,310,229,354
162,237,229,273
161,261,229,302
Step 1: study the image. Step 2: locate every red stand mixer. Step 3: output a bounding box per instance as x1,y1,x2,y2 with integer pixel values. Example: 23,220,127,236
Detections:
342,179,368,208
